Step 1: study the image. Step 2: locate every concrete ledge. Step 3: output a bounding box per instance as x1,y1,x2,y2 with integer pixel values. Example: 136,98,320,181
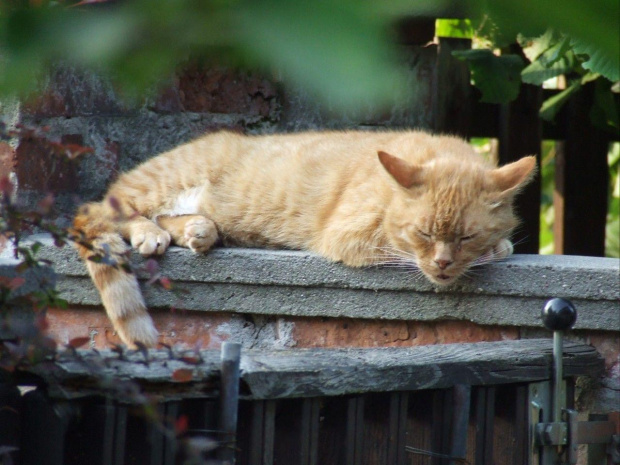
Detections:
3,234,619,332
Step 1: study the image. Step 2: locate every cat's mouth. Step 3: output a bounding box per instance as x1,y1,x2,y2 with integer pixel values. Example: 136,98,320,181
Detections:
430,272,457,285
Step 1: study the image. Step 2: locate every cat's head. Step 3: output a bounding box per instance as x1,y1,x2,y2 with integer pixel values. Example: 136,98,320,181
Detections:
379,150,536,285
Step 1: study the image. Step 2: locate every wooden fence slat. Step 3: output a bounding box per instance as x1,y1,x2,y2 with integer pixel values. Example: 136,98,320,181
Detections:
450,385,471,464
219,342,241,464
484,388,496,465
433,37,472,137
513,386,528,465
300,398,320,465
554,81,610,256
345,396,364,465
498,46,543,254
0,383,21,464
248,401,265,465
102,403,116,465
474,388,486,465
113,405,127,465
431,390,447,465
388,392,408,465
164,402,179,465
20,390,70,465
262,400,276,465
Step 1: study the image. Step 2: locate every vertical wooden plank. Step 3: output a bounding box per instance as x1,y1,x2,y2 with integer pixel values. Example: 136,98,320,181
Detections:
20,391,71,465
346,397,364,465
492,385,519,465
147,404,165,465
450,385,471,464
164,402,179,465
553,141,567,254
0,383,21,464
363,393,397,465
317,397,348,465
483,387,495,465
474,388,485,465
300,398,320,465
474,387,497,465
431,390,449,465
513,385,528,465
396,393,409,465
433,37,473,137
249,401,265,465
388,392,409,465
101,403,116,465
499,44,543,254
114,405,128,465
554,81,610,256
219,342,241,465
262,400,276,465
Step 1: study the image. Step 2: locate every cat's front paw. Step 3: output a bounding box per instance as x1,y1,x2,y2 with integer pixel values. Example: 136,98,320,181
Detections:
492,238,514,259
131,225,171,256
184,217,218,253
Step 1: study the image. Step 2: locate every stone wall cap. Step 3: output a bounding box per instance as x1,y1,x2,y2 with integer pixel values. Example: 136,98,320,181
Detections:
2,234,619,331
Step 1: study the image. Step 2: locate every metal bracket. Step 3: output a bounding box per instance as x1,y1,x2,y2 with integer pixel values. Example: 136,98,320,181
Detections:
533,299,619,464
535,409,619,464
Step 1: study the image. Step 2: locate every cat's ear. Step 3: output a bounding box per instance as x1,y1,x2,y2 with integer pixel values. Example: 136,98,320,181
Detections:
378,151,424,188
488,156,537,196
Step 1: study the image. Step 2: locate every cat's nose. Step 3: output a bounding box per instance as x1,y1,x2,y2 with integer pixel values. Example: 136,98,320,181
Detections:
435,259,453,270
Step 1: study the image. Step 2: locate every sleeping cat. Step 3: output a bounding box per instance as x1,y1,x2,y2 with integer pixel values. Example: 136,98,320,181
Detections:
72,130,536,347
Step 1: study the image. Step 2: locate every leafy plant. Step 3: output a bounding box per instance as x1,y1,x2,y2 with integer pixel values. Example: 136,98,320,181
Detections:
444,19,619,132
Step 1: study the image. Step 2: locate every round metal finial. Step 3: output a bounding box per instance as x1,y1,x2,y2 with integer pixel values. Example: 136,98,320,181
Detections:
541,298,577,331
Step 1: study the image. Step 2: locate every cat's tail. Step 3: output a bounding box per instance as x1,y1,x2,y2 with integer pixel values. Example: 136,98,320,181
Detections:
72,202,159,348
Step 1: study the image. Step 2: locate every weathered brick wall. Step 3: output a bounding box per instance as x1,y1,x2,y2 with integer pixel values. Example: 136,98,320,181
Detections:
0,23,464,226
0,63,285,227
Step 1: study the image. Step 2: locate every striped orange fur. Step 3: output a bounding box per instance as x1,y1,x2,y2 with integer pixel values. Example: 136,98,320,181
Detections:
73,130,536,347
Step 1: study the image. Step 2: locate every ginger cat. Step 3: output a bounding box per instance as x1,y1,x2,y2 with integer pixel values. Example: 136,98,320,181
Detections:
73,130,536,347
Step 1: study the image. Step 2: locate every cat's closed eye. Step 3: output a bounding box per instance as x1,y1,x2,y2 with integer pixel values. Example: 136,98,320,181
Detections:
416,229,432,240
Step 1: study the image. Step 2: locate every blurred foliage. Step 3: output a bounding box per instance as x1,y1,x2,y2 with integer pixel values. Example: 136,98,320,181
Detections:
0,0,449,110
444,21,618,133
452,48,525,103
1,0,618,114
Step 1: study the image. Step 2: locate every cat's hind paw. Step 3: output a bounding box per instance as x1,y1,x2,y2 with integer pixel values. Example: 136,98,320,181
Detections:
184,216,218,253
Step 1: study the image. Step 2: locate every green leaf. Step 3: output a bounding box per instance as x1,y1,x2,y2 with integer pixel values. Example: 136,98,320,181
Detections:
572,38,620,82
435,19,473,39
590,78,620,131
539,79,582,121
452,49,525,103
521,37,577,85
475,0,619,77
517,29,556,62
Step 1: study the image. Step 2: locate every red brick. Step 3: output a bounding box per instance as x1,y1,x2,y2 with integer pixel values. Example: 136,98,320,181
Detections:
583,332,620,369
15,135,79,192
0,142,15,180
46,304,521,351
174,65,278,117
46,307,236,349
292,318,518,348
